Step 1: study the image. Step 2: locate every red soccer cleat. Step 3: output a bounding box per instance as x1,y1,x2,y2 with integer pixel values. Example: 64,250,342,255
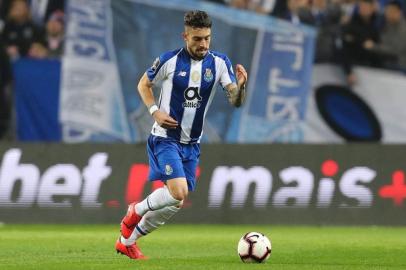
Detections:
115,238,147,260
120,202,142,239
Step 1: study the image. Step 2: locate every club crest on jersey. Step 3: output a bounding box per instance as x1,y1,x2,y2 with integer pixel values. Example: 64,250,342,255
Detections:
183,86,202,108
165,164,173,175
204,68,213,82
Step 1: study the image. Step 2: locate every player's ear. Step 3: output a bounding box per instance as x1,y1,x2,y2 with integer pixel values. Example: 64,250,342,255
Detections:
182,31,187,42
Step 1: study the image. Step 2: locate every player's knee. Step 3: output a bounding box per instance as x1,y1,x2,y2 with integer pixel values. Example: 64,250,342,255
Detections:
169,186,188,201
167,178,189,201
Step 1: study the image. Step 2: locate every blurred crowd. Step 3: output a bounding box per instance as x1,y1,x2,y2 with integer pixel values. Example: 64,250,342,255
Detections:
207,0,406,84
0,0,65,60
0,0,65,139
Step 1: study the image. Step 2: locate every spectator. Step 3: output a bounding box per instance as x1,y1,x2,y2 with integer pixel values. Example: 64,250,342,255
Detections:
1,0,45,59
30,0,65,25
313,0,343,62
311,0,327,25
0,0,12,32
271,0,288,17
44,10,64,58
377,0,406,15
364,0,406,71
341,0,381,84
247,0,276,14
275,0,315,25
339,0,359,24
0,0,10,18
229,0,276,14
229,0,248,10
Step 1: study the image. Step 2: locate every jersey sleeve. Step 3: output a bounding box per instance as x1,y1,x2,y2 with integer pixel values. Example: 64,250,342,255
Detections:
146,55,167,84
219,55,237,88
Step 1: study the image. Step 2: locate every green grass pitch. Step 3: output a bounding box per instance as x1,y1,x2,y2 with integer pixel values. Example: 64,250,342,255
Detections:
1,224,406,269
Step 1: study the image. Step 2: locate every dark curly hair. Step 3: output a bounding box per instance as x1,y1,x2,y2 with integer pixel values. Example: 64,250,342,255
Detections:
184,10,212,28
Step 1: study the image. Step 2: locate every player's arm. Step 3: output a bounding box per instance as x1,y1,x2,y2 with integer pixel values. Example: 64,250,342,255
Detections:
224,64,248,107
137,73,178,129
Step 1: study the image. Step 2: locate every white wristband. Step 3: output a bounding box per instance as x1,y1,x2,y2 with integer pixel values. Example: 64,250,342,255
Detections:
149,104,159,115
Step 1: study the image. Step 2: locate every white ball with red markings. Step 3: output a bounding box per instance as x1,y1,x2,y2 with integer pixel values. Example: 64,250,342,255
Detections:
237,232,271,263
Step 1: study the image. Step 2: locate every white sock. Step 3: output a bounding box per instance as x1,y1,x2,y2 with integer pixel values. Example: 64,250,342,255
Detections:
121,204,181,246
134,186,180,216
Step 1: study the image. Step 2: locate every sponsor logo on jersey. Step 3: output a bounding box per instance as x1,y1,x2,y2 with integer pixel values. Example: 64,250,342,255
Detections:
178,71,187,77
183,87,202,108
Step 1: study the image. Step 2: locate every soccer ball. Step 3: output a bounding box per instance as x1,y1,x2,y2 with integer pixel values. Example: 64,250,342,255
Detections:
237,232,272,263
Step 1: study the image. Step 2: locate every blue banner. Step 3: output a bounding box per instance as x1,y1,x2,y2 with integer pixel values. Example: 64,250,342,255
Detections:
13,58,62,141
60,0,131,142
236,29,316,142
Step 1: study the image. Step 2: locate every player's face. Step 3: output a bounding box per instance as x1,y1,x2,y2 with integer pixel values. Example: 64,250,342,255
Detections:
183,27,211,60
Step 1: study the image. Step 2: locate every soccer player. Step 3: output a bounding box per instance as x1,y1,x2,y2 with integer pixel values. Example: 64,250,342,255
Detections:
115,10,248,259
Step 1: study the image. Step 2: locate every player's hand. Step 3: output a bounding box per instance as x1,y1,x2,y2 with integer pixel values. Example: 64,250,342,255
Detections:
153,110,178,129
236,64,248,88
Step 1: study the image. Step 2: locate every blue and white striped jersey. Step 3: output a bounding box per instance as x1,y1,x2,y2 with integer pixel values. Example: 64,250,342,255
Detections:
146,47,237,144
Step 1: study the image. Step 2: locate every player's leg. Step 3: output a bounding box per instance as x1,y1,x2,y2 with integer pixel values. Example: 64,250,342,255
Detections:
117,182,185,259
120,181,183,238
134,143,198,238
181,142,200,192
120,136,187,239
124,144,199,244
117,179,186,259
121,202,182,246
116,141,198,258
120,178,188,246
166,177,189,201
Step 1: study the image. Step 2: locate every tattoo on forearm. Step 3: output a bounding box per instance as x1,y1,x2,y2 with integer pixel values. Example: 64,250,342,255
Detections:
227,84,246,107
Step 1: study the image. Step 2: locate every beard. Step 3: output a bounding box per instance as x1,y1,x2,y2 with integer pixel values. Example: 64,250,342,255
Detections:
190,48,207,60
